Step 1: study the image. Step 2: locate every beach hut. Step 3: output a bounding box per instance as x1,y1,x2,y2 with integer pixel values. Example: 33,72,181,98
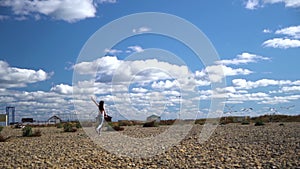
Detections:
146,114,161,122
48,115,62,124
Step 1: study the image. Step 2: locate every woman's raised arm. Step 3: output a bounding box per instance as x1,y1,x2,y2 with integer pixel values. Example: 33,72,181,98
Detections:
91,97,99,107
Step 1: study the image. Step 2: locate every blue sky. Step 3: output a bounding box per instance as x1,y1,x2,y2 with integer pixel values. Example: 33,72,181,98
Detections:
0,0,300,122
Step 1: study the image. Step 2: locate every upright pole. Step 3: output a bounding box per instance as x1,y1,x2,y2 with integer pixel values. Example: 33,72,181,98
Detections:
6,106,16,125
5,114,8,126
12,108,15,124
6,107,9,124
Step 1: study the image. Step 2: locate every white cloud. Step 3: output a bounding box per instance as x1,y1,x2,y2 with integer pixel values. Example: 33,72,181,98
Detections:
74,56,191,85
201,65,252,82
216,86,237,94
51,84,73,95
275,25,300,39
259,95,300,104
131,87,148,93
0,0,111,22
281,86,300,92
199,87,272,104
245,0,260,9
104,48,122,55
151,80,179,90
127,46,144,53
263,25,300,49
198,82,300,106
228,92,270,102
263,29,272,33
292,80,300,85
73,56,121,75
245,0,300,9
0,60,51,89
262,38,300,48
133,27,151,34
232,78,296,89
263,0,300,8
103,46,145,55
217,52,270,65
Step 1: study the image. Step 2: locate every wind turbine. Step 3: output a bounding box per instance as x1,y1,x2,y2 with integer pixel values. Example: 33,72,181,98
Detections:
266,107,279,123
224,105,237,115
268,107,278,115
241,107,254,116
224,105,237,123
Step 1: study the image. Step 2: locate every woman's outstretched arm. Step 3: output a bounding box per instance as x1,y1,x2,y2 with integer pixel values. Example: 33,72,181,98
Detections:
91,97,99,107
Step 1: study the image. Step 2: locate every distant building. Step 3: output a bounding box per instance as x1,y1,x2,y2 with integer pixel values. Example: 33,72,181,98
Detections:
48,115,62,124
146,114,161,122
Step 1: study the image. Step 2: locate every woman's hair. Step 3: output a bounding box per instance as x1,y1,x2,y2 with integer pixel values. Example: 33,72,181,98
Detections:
99,100,104,111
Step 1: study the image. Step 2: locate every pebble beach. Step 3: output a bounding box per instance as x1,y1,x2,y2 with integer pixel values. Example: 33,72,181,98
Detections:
0,122,299,168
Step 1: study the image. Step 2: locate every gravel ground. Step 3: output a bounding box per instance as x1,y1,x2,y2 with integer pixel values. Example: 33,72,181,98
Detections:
0,122,299,168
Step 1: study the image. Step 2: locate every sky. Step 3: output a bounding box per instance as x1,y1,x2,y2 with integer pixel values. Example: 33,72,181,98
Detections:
0,0,300,122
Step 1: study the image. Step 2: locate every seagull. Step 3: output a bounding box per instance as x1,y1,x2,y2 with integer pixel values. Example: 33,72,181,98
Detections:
241,108,253,112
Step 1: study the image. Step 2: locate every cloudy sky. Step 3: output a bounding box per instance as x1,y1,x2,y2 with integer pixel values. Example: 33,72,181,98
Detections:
0,0,300,122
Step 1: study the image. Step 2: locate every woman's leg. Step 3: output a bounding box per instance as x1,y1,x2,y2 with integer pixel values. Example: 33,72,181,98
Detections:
96,114,104,135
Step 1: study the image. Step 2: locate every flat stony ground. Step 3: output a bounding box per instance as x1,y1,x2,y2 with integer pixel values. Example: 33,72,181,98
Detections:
0,123,299,169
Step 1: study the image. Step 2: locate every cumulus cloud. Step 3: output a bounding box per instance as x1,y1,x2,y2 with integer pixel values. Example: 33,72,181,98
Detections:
232,78,298,89
0,0,116,22
196,65,252,83
127,46,144,53
275,25,300,39
262,25,300,49
199,87,271,105
199,83,300,106
245,0,300,9
104,48,122,55
216,52,270,65
281,86,300,92
259,95,300,104
263,0,300,8
73,56,121,75
51,84,73,95
227,92,270,103
262,38,300,48
131,87,148,93
245,0,260,9
103,46,144,55
0,60,51,89
73,56,191,85
151,80,180,90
